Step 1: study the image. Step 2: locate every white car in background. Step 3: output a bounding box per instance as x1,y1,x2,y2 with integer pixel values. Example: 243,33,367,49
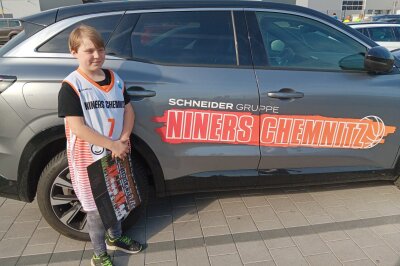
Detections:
350,23,400,51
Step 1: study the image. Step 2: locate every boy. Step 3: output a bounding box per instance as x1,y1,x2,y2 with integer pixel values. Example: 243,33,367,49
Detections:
58,25,143,266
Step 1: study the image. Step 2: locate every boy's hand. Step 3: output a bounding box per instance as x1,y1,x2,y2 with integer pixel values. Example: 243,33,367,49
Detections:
120,135,131,153
110,139,130,160
120,135,130,143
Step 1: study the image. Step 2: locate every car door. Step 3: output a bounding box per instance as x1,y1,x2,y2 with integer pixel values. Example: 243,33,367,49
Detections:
105,10,261,191
245,10,400,175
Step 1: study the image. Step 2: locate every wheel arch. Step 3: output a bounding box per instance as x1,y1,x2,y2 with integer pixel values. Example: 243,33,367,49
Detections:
18,126,66,202
18,126,166,202
131,134,166,196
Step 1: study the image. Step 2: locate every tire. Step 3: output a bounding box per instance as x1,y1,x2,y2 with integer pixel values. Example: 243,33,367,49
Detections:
37,150,149,241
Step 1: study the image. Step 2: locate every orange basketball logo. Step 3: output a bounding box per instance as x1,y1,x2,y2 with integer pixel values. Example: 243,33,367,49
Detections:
361,116,386,148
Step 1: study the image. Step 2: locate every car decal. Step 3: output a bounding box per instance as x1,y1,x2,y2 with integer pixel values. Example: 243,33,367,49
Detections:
154,109,396,149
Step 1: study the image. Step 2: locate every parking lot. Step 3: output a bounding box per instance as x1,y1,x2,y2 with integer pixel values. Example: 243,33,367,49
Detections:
1,181,400,265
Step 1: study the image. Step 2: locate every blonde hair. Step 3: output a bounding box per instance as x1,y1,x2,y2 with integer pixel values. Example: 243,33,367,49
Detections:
68,25,104,52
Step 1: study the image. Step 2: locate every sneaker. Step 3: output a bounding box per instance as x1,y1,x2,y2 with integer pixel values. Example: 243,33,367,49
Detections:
91,253,113,266
106,234,143,254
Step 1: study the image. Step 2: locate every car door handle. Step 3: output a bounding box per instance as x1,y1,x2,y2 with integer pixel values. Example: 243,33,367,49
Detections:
267,89,304,99
126,87,156,98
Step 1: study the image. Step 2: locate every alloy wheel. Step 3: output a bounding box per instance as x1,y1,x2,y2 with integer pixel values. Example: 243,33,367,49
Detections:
49,167,88,234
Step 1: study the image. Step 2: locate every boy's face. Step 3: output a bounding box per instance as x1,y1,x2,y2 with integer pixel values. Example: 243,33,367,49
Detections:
71,37,105,73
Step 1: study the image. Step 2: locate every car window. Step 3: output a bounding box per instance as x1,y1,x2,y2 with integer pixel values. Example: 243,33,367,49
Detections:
355,27,370,38
392,27,400,41
8,20,20,27
106,13,140,59
0,20,7,28
37,14,122,53
131,11,236,66
367,27,396,42
255,12,367,71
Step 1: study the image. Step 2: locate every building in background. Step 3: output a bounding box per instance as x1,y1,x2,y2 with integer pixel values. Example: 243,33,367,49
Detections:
0,0,399,20
296,0,400,20
1,0,40,18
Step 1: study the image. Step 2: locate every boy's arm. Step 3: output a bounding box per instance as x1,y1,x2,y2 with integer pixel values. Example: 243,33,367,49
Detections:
120,104,135,142
66,116,129,159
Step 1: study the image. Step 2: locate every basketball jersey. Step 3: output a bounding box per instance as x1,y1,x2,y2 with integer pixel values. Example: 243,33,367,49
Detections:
63,68,126,211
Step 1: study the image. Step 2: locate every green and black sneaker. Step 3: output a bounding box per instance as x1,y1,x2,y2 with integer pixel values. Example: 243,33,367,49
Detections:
91,253,113,266
106,234,143,254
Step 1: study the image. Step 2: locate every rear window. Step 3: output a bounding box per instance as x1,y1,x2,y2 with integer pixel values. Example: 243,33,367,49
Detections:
9,20,21,27
131,11,237,66
37,14,122,53
0,20,20,28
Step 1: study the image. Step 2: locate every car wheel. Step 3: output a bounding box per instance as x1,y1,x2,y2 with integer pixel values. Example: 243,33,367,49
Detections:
37,150,149,241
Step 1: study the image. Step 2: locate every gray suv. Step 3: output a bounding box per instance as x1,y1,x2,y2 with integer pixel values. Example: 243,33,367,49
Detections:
0,0,399,241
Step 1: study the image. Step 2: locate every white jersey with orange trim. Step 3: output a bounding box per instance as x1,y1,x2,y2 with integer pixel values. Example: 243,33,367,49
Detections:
63,68,126,212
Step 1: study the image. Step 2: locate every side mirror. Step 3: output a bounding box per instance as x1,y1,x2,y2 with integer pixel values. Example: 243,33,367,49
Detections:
364,46,394,74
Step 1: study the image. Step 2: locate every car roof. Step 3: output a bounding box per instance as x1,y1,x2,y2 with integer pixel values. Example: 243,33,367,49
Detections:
349,22,400,28
374,14,400,18
57,0,316,21
22,0,331,26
